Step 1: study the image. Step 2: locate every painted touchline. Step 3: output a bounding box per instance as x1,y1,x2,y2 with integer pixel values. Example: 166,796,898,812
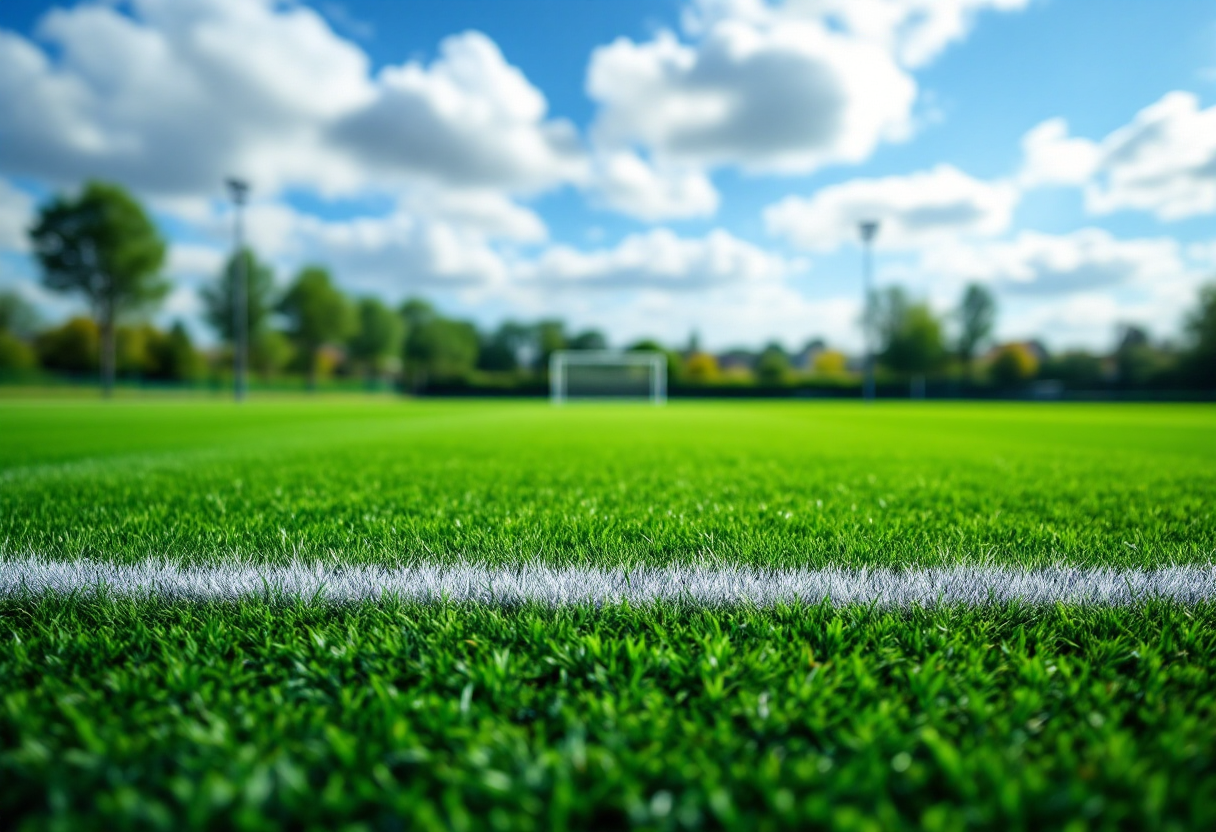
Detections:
2,558,1215,606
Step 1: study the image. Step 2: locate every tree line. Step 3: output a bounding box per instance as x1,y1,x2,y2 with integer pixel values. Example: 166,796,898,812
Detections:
1,180,1214,394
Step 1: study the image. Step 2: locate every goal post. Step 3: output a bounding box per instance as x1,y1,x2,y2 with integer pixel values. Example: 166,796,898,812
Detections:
550,350,667,405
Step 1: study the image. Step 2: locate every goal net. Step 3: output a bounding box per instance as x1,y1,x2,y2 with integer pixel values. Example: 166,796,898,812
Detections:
550,350,667,404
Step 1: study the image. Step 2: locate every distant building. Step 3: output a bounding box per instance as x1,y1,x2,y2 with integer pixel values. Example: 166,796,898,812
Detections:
791,338,827,371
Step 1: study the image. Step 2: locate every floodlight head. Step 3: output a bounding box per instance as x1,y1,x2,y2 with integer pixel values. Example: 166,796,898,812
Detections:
226,178,250,205
859,220,880,243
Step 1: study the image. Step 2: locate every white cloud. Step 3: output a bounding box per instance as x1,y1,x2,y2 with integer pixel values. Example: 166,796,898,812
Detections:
399,189,548,243
331,31,586,192
682,0,1032,69
0,0,372,196
765,165,1017,251
587,21,916,175
1085,92,1216,220
919,229,1188,295
590,152,719,221
0,180,34,252
1017,118,1100,188
591,284,858,351
517,228,795,291
1019,93,1216,220
167,243,226,278
0,2,582,199
178,199,510,300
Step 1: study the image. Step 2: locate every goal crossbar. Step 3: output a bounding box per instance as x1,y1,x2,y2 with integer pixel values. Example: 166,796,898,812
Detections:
550,350,667,405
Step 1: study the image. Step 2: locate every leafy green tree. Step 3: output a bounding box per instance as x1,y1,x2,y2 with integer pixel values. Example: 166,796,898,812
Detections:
0,291,39,372
251,329,295,379
28,181,167,396
1113,325,1167,388
1183,283,1216,388
478,321,533,372
871,287,946,376
756,343,791,385
0,332,36,371
144,321,202,381
1041,350,1104,389
683,351,719,382
348,297,404,385
628,339,682,384
35,317,100,374
277,266,354,388
568,329,608,350
536,320,567,369
0,291,40,339
201,248,277,344
989,343,1039,387
406,318,480,389
956,283,996,377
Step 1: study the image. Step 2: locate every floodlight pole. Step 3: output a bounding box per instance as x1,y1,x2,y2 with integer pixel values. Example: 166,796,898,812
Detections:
227,178,250,402
858,220,880,404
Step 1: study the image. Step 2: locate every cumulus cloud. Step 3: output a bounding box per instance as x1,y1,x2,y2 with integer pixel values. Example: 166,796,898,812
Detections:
400,189,548,243
0,0,371,196
0,1,582,199
1085,92,1216,220
181,199,509,299
1018,93,1216,220
1017,118,1100,188
518,229,795,290
167,243,226,278
331,32,586,192
765,164,1017,251
590,151,720,221
587,21,916,175
918,229,1187,295
0,179,34,252
682,0,1031,69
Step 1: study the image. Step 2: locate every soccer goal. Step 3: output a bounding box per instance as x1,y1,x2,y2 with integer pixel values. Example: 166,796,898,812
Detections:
550,350,667,405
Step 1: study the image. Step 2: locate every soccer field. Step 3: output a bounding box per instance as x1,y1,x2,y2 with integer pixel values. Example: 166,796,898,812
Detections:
2,399,1215,829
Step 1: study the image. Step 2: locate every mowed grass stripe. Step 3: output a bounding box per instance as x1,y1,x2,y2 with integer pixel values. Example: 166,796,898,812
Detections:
2,400,1214,568
6,557,1216,606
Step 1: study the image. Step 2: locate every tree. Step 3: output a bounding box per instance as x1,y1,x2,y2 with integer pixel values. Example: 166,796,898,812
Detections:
1113,324,1163,388
277,266,354,388
628,339,683,384
35,317,100,374
684,352,719,382
28,181,167,396
955,283,996,377
756,343,791,385
251,329,295,379
536,320,567,368
201,248,277,344
347,297,404,386
406,318,480,388
1041,350,1104,388
478,321,533,372
1183,283,1216,388
0,291,39,372
811,350,849,377
145,321,202,381
871,287,946,376
0,291,40,339
568,329,608,350
989,343,1039,387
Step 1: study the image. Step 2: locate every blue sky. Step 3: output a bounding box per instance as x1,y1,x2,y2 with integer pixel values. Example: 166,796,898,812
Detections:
1,0,1214,352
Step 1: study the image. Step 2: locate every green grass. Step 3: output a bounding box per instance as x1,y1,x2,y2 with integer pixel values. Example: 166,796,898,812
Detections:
1,399,1213,567
4,597,1216,830
2,398,1216,829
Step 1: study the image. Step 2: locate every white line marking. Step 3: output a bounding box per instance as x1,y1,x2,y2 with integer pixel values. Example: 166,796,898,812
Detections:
2,558,1215,606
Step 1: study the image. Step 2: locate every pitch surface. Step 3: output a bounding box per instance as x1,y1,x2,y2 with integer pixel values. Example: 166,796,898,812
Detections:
2,398,1215,829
